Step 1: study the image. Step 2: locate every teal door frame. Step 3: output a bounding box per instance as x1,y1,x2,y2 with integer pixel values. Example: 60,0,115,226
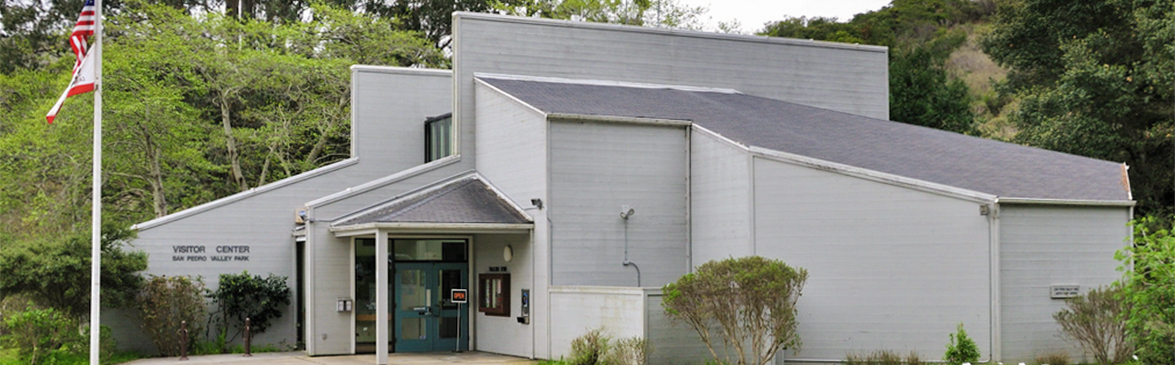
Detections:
393,262,470,352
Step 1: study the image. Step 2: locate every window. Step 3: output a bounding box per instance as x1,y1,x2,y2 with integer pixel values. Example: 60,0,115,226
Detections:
425,113,453,162
478,273,510,316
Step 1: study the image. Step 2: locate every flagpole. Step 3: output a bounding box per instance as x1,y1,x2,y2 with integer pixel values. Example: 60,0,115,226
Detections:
89,0,103,362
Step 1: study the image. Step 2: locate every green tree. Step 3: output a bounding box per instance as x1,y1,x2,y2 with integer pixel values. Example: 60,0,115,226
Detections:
982,0,1174,215
760,0,984,135
1116,216,1175,363
890,37,976,134
662,256,808,365
0,223,148,319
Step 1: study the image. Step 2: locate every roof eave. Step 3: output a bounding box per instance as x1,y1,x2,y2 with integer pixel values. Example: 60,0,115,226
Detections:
330,222,534,237
995,198,1136,207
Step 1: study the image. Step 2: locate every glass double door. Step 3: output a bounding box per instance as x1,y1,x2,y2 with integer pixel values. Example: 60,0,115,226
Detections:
394,262,469,352
355,238,469,353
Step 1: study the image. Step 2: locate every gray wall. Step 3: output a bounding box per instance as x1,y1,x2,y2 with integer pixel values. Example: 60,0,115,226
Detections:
645,292,712,364
690,128,752,265
451,13,889,167
122,67,452,353
998,204,1130,363
473,82,550,358
749,156,992,362
548,120,689,287
472,233,534,357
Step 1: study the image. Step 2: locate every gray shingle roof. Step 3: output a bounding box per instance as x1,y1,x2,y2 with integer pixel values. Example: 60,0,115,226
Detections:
480,76,1130,202
334,175,532,227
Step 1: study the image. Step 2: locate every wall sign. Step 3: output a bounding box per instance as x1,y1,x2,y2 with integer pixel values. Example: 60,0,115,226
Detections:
171,245,251,262
1050,285,1081,299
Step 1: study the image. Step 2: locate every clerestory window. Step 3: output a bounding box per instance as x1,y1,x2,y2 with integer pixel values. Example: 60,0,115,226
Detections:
425,113,453,163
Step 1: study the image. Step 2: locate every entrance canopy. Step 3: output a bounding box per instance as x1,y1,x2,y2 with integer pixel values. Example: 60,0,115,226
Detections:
327,173,532,364
330,173,533,237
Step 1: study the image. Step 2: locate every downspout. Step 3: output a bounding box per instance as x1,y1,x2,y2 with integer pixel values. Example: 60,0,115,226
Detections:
989,201,1002,363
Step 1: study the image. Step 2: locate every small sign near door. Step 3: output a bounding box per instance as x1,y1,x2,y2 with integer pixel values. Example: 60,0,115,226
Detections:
451,289,468,304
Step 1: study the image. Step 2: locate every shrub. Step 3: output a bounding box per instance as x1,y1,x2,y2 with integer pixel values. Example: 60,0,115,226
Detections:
1034,352,1071,365
0,224,147,319
1053,286,1132,364
603,336,651,365
1117,216,1175,364
208,271,291,343
0,306,82,364
662,256,808,365
569,328,610,365
844,350,924,365
944,323,980,365
137,275,207,356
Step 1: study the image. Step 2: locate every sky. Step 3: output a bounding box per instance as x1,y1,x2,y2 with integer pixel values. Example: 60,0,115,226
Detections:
676,0,894,33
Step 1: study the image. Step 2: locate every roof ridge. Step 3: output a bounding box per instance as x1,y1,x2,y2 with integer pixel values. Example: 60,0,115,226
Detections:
475,72,742,94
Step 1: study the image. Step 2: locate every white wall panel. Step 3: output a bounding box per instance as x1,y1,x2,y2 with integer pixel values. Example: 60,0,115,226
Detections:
752,157,991,362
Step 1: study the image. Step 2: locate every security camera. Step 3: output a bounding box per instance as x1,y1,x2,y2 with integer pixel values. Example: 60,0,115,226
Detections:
620,205,635,219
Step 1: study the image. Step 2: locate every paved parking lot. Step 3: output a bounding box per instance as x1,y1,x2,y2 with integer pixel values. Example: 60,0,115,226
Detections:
123,351,539,365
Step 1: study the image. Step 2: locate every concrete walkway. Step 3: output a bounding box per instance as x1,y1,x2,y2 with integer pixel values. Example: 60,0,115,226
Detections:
123,351,540,365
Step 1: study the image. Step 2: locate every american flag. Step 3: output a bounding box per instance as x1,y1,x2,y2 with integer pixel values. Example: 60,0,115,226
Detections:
46,0,98,123
70,0,96,71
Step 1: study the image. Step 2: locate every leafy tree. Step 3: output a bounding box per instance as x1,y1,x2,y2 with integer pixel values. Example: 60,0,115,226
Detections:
760,0,983,135
1116,216,1175,363
207,271,291,343
889,36,976,134
0,306,83,365
662,256,808,365
983,0,1174,215
0,223,148,319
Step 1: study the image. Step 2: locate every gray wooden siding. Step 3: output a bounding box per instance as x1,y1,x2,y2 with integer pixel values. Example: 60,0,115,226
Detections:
645,292,712,364
351,67,452,170
473,82,551,358
998,205,1130,363
548,287,646,359
690,128,752,266
127,68,451,355
452,14,889,124
473,234,534,357
548,120,688,287
751,156,992,361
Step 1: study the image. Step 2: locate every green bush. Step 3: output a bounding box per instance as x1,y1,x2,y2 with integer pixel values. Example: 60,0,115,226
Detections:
844,350,924,365
1053,286,1131,364
1117,216,1175,364
0,224,147,319
1034,352,1070,365
662,256,807,365
603,336,651,365
0,306,82,364
569,328,610,365
137,275,206,356
944,323,980,365
207,271,291,343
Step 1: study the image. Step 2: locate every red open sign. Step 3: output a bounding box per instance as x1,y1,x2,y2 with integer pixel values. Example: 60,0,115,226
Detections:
451,288,468,304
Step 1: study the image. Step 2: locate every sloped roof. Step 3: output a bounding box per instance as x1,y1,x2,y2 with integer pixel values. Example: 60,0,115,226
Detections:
333,175,532,227
479,76,1130,202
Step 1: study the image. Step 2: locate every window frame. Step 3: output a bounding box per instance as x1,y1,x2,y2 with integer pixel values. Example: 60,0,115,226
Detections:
478,273,510,317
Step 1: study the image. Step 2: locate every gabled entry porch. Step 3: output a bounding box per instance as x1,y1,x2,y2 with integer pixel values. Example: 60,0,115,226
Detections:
329,174,533,365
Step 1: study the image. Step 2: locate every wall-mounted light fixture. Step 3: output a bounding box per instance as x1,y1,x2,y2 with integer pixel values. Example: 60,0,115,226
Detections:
503,245,514,262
